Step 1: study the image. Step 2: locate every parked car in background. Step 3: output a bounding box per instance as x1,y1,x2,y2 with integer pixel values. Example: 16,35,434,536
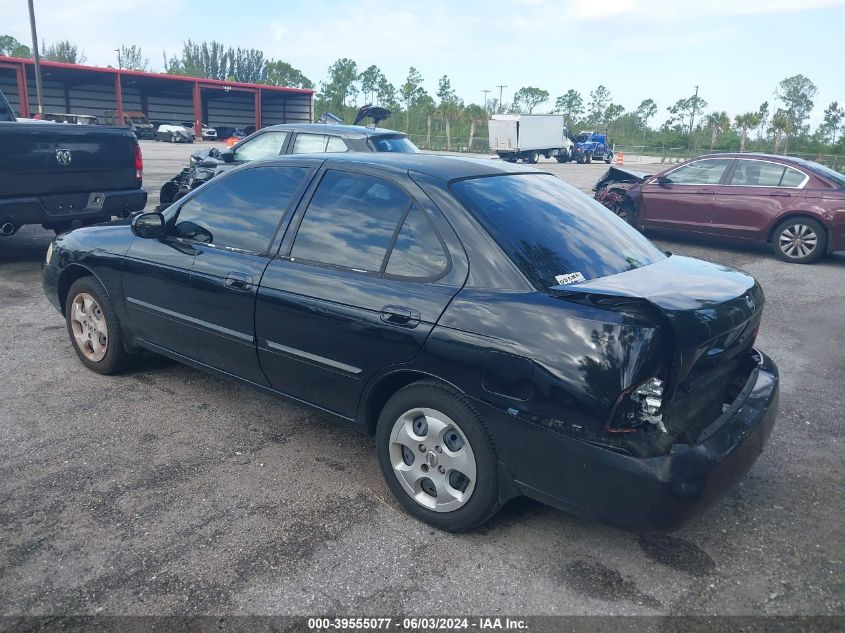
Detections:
573,131,613,164
0,89,146,236
181,121,217,141
594,153,845,263
155,124,194,143
158,123,419,206
43,153,778,533
34,112,99,125
102,110,155,139
488,114,574,164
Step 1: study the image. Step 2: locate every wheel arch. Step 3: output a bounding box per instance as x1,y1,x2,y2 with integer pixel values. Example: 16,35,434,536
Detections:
766,211,831,247
57,264,106,316
362,369,465,435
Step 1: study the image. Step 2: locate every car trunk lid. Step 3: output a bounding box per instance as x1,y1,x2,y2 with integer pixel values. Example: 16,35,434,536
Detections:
551,255,763,385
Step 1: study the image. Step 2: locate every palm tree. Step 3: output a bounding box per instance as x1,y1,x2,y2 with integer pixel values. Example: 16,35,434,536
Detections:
437,99,462,152
416,95,436,150
734,112,762,152
705,111,731,150
463,104,488,153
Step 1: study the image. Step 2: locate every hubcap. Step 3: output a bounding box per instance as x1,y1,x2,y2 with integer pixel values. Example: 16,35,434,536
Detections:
388,407,477,512
70,292,108,362
779,224,818,259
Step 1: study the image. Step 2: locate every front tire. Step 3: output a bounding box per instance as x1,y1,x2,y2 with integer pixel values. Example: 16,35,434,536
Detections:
376,381,500,532
65,277,129,374
773,217,826,264
526,151,539,164
556,149,570,163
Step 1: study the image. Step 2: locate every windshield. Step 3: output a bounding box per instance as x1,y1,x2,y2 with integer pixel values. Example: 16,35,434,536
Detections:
368,135,419,153
451,174,665,289
575,133,591,143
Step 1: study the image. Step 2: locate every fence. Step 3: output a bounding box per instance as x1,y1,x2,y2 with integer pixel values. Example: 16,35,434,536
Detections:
402,134,844,173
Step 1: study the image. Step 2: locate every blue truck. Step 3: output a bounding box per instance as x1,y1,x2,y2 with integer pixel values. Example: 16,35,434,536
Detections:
572,131,614,164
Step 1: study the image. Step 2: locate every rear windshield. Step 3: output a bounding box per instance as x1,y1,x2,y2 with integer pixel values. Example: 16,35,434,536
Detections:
451,174,665,288
368,135,419,153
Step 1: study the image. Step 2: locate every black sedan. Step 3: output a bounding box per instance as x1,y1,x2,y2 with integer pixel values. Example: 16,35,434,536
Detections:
42,154,779,532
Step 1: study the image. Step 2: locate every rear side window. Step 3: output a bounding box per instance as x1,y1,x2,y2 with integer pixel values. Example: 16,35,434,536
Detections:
290,171,410,272
173,166,309,253
234,131,288,161
452,174,665,288
385,206,448,278
291,134,349,153
665,159,733,185
780,167,807,187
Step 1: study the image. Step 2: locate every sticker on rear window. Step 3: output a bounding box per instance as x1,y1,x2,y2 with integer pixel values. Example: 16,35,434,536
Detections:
554,272,586,285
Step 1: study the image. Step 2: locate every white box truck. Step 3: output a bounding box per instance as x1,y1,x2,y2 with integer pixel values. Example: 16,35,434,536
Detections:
488,114,574,164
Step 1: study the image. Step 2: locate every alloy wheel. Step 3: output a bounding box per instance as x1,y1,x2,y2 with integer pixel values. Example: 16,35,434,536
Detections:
70,292,108,362
388,407,477,513
779,223,818,259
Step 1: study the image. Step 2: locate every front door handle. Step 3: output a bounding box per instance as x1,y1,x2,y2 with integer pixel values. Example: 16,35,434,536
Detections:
225,272,253,291
380,305,420,327
694,189,716,195
771,191,792,197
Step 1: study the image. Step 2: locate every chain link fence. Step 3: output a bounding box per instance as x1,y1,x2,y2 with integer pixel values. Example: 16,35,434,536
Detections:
403,135,844,173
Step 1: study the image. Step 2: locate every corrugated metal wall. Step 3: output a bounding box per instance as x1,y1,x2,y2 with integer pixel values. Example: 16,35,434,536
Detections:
0,67,312,126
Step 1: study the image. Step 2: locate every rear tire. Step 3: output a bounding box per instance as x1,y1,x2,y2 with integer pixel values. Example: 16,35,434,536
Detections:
375,381,500,532
64,277,130,374
773,217,826,264
526,151,539,164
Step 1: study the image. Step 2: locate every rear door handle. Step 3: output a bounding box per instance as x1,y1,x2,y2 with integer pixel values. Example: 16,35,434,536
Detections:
225,272,253,291
695,189,716,195
380,305,420,327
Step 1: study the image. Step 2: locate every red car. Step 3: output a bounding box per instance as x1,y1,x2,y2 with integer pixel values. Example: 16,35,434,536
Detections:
595,153,845,263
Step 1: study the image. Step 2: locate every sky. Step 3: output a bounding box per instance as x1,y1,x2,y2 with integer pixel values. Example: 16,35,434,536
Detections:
1,0,843,127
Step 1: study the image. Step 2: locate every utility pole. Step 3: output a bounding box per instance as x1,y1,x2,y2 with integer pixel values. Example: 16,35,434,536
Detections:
27,0,44,115
481,89,490,113
688,84,699,153
496,85,507,114
114,49,122,70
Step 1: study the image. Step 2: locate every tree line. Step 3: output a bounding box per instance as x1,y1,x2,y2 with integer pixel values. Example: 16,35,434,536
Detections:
2,34,842,156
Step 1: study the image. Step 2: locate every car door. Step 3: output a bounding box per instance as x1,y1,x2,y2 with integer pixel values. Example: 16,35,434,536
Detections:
167,162,318,384
638,158,734,233
122,225,199,354
711,159,809,241
255,166,465,419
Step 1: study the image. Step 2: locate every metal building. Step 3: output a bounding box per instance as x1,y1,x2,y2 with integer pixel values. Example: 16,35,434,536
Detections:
0,56,313,135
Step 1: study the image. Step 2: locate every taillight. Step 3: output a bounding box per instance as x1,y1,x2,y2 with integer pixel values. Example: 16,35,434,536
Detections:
608,377,666,433
134,143,143,181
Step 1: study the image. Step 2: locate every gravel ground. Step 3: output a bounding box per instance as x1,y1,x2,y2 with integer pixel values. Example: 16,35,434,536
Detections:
0,141,842,618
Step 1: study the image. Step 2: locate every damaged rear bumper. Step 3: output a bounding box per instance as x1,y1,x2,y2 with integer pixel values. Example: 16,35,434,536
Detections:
479,350,779,531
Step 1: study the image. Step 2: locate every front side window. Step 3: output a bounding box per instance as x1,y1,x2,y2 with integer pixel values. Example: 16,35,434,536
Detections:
452,174,665,289
385,206,448,278
173,166,309,253
233,131,288,162
290,171,410,272
665,159,733,185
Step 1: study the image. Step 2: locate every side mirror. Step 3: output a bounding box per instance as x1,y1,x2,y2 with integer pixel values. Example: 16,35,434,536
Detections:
656,175,671,187
131,212,165,239
219,150,235,163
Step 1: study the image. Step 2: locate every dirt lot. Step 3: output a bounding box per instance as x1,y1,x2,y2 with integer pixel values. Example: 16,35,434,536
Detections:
0,141,843,618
